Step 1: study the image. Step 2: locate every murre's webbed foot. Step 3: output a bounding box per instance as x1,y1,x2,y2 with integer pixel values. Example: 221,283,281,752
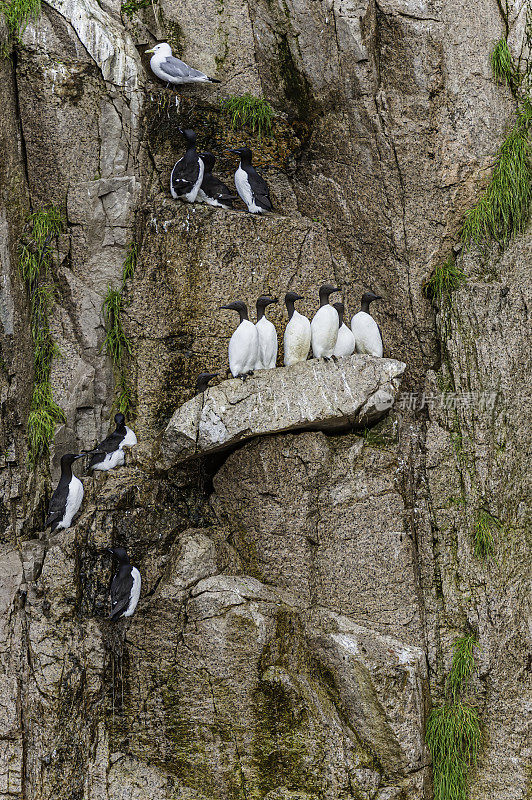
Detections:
331,355,338,363
247,370,254,377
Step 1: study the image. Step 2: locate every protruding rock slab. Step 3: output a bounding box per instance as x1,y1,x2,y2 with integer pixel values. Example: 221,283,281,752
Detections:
160,354,406,466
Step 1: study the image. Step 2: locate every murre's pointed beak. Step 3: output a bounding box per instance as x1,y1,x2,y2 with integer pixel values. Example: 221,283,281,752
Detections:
219,305,231,310
331,287,340,293
72,453,85,460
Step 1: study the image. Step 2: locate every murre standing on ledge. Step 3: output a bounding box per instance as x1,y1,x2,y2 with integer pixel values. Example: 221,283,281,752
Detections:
85,413,137,472
283,292,311,366
231,147,273,214
145,43,221,86
310,284,340,360
219,301,259,380
197,152,236,209
170,129,204,203
351,291,383,357
332,302,355,358
107,548,141,621
255,296,278,370
45,453,85,532
195,371,218,394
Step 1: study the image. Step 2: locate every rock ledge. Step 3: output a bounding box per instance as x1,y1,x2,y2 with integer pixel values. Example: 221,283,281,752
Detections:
160,354,406,466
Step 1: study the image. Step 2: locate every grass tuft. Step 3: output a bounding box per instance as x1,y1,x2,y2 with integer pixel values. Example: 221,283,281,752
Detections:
462,101,532,248
424,257,467,306
20,207,65,466
122,241,137,282
102,287,131,364
27,383,66,466
472,509,500,559
446,635,479,703
115,372,133,416
490,38,518,89
426,701,482,800
220,94,274,138
0,0,41,54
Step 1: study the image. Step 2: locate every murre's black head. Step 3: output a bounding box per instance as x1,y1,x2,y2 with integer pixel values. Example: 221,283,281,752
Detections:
199,151,215,172
285,292,304,320
107,547,130,564
256,295,278,321
230,146,252,164
285,292,304,304
333,302,345,325
114,413,126,429
195,371,218,394
318,283,339,305
60,453,84,469
179,128,197,147
219,301,249,321
361,291,382,312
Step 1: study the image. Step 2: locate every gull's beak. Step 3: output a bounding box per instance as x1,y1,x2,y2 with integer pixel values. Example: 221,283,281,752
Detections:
145,47,156,54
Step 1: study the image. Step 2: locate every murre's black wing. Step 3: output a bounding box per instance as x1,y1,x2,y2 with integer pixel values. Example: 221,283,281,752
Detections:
248,166,272,211
110,566,133,621
202,173,236,205
45,478,69,529
171,155,200,197
87,429,124,468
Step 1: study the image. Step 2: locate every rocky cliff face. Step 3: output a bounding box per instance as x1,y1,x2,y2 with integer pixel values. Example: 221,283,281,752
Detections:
0,0,530,798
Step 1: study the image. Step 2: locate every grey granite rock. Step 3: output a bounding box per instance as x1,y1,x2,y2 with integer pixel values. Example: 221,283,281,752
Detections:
160,354,405,465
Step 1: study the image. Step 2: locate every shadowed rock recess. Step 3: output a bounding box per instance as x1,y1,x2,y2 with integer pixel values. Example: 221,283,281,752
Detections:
0,0,530,796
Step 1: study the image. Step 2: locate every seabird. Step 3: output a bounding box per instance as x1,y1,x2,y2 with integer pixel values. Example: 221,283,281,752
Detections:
231,147,272,214
351,291,383,357
45,453,85,532
85,413,137,472
170,129,204,203
310,284,340,360
283,292,311,366
197,152,236,209
145,43,221,86
195,371,218,394
332,302,355,358
219,301,259,379
255,296,278,370
108,547,141,621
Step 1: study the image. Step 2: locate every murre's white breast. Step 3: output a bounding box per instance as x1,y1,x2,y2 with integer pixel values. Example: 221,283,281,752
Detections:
58,475,84,530
255,316,278,370
351,311,383,357
311,304,339,359
228,319,259,377
123,567,141,618
121,427,137,449
333,322,355,358
284,310,311,366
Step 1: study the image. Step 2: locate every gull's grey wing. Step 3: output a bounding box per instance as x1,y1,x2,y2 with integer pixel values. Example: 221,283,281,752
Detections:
160,56,206,80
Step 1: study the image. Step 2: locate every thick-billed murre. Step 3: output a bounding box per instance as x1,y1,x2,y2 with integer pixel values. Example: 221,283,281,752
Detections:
283,292,311,366
45,453,85,532
332,302,355,358
170,129,204,203
311,284,340,360
351,291,383,357
255,296,278,370
85,413,137,472
197,152,236,209
231,147,272,214
220,301,259,379
108,547,141,621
